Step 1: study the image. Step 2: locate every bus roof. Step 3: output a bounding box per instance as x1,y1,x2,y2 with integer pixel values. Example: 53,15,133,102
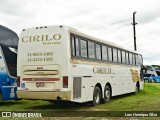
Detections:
0,25,18,37
22,25,138,54
69,28,137,54
0,25,18,47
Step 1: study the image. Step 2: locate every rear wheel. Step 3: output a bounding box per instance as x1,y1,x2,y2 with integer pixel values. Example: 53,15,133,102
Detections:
0,91,2,101
93,86,101,106
102,85,111,103
135,83,139,94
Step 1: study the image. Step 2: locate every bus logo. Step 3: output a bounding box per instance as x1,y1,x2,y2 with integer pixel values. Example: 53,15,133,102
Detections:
53,34,61,40
93,67,111,74
22,34,61,42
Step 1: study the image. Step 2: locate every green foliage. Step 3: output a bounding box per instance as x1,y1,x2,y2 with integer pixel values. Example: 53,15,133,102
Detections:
0,83,160,112
97,83,160,111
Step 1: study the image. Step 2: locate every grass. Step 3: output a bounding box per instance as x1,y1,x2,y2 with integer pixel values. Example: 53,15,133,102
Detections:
97,83,160,111
0,83,160,119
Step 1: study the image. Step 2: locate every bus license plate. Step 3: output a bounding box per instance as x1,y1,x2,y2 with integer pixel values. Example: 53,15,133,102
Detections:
36,82,45,87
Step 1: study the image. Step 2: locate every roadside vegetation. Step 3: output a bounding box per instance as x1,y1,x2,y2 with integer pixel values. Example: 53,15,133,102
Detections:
1,83,160,119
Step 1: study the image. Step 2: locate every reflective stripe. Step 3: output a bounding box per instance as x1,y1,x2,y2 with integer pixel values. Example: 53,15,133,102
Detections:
23,78,60,81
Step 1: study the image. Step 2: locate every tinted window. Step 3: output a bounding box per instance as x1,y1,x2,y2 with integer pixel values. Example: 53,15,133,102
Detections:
138,54,143,65
113,48,117,62
108,47,112,62
75,38,80,56
0,25,18,77
133,54,135,65
135,54,138,65
0,26,18,46
96,44,101,60
118,50,121,63
71,37,75,56
129,53,133,64
122,51,125,63
88,41,95,59
126,52,129,64
80,39,87,58
102,45,108,61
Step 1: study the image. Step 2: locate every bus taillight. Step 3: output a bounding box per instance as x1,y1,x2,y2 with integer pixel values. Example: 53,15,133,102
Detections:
17,76,20,87
63,76,68,88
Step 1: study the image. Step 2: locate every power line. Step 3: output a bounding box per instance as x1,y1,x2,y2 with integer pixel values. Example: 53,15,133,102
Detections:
95,23,131,36
85,18,132,31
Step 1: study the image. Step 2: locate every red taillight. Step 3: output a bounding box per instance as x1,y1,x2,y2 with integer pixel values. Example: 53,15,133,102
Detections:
17,76,20,87
25,88,28,90
63,76,68,88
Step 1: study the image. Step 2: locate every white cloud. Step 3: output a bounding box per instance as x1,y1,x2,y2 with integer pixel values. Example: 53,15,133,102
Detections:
1,0,160,65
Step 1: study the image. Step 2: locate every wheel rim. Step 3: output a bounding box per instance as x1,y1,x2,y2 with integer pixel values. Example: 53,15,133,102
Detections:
105,90,110,101
95,91,100,103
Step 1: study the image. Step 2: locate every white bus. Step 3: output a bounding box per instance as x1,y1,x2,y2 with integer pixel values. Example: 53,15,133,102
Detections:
17,25,144,105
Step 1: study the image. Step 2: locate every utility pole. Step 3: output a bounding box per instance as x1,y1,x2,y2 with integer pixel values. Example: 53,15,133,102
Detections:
132,11,137,51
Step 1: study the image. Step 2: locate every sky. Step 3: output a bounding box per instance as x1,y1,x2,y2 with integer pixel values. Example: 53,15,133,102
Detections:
0,0,160,65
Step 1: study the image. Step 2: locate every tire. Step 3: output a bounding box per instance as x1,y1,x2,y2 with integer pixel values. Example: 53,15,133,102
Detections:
135,84,139,94
102,85,111,103
93,86,101,106
0,91,2,101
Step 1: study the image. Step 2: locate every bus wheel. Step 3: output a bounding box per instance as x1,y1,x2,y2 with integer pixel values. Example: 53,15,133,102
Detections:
93,86,101,106
102,85,111,103
135,83,139,94
0,91,2,101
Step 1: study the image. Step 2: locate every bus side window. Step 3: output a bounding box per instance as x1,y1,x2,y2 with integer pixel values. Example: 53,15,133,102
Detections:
80,39,87,58
0,49,5,67
75,38,80,56
133,54,136,65
88,41,95,59
122,51,126,64
71,36,75,56
108,47,112,62
118,49,121,63
113,48,118,62
102,45,108,61
96,44,102,60
138,54,143,65
135,54,138,65
129,53,133,65
126,52,129,64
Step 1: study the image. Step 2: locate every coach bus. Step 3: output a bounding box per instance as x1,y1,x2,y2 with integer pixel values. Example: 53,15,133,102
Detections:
17,25,143,105
0,25,18,101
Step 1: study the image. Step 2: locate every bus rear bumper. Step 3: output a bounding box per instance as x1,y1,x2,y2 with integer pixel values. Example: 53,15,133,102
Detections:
16,90,71,101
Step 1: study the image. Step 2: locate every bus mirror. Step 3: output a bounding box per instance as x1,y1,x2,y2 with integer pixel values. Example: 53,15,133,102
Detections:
0,56,2,59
